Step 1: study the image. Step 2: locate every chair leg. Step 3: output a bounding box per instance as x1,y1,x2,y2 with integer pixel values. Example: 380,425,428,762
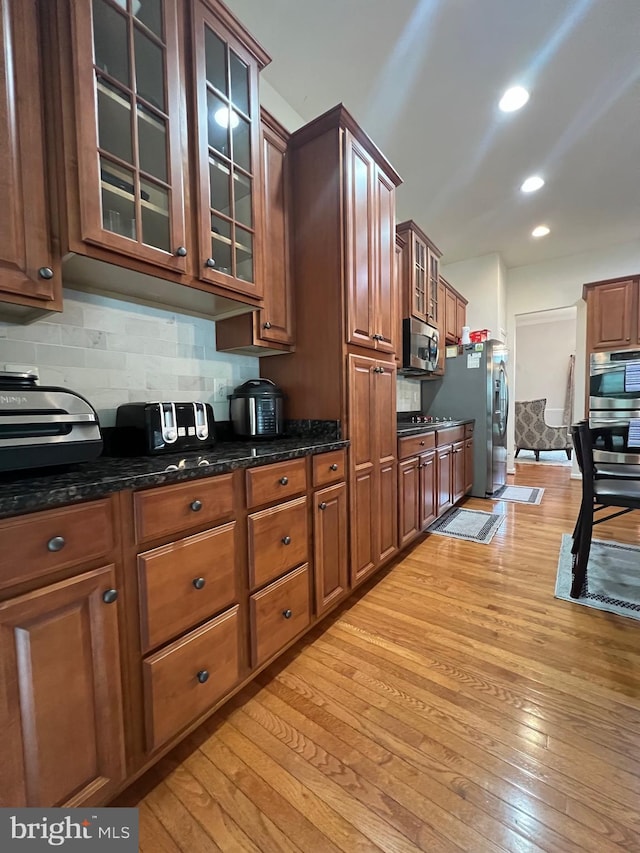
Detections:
571,504,583,553
515,448,521,457
535,450,540,461
571,504,593,598
566,448,572,460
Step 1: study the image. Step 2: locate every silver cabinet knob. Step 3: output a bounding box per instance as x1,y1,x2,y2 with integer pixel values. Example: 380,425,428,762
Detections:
263,321,272,329
205,258,216,268
190,500,202,512
102,589,118,604
175,246,187,257
282,609,292,619
282,535,291,545
47,535,65,552
279,476,288,485
38,267,54,280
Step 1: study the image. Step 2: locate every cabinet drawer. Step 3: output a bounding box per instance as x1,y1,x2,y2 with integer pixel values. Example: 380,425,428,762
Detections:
398,432,435,460
138,522,237,652
134,474,234,543
312,449,347,487
436,425,465,445
0,499,115,591
250,564,310,668
143,606,240,751
248,496,308,589
246,458,307,508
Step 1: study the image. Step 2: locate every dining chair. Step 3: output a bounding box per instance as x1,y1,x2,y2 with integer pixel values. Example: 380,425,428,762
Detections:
570,421,640,598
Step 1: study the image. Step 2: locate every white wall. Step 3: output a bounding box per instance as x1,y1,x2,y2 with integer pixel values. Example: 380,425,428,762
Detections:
440,253,506,341
260,79,306,132
515,311,577,426
0,289,260,427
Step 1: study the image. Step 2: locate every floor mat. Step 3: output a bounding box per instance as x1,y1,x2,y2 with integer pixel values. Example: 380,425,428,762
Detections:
555,533,640,620
426,507,505,544
492,484,544,505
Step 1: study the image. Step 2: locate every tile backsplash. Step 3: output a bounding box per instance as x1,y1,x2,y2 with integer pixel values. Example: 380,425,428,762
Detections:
0,289,260,427
396,376,421,411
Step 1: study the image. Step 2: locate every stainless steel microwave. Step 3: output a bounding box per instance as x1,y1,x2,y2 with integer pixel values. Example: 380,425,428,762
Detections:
401,318,439,375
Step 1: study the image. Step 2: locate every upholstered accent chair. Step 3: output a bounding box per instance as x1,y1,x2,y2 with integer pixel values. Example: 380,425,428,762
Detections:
514,398,572,461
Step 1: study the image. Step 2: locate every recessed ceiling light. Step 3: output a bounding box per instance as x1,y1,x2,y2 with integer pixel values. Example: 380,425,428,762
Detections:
499,86,530,112
531,225,550,238
521,175,544,193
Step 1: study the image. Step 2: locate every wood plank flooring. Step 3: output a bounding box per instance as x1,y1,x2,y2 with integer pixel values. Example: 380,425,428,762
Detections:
117,464,640,851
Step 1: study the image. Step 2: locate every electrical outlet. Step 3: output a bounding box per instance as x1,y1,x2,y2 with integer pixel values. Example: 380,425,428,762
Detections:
213,379,230,402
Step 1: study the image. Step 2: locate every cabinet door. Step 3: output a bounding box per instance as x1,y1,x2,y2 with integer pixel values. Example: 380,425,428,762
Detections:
436,446,453,515
348,355,376,582
257,110,294,345
398,457,420,548
313,482,348,615
464,438,474,494
456,297,467,340
427,249,440,326
345,131,376,350
0,0,60,312
373,165,397,354
193,0,263,298
587,280,635,350
433,278,446,375
410,234,428,322
70,0,188,272
452,440,465,503
419,450,437,529
0,565,125,807
376,361,398,563
445,287,457,341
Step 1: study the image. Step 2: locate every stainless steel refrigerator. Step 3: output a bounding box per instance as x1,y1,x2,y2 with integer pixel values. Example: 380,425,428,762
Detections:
421,341,509,497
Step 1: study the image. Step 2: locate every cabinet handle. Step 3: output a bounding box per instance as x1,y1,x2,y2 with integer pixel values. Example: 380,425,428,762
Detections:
420,440,425,446
190,500,202,512
38,266,54,280
196,670,209,684
205,258,216,268
263,321,272,329
47,535,65,552
175,246,187,257
279,476,288,485
282,609,292,619
102,589,118,604
319,502,327,510
282,535,291,545
330,463,338,471
192,577,206,590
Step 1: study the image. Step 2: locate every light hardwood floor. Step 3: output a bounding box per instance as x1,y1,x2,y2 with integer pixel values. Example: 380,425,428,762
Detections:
118,463,640,852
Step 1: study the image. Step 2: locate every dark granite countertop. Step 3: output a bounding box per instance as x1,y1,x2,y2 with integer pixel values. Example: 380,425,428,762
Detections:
0,436,349,519
396,419,474,437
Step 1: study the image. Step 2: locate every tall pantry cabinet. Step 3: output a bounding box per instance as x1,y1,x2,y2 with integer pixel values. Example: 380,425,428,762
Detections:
261,105,402,588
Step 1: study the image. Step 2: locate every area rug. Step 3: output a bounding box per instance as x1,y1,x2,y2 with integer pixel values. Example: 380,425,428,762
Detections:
516,450,572,467
555,533,640,621
492,484,544,505
427,507,505,544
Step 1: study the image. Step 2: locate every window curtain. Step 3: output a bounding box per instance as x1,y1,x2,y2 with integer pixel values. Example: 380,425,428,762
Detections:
562,354,575,427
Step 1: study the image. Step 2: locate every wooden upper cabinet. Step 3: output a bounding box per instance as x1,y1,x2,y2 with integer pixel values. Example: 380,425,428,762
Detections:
0,565,125,807
0,0,61,318
445,286,457,339
215,108,294,354
396,220,442,327
192,0,266,299
66,0,188,273
345,128,399,354
585,278,638,351
441,274,468,344
434,276,446,375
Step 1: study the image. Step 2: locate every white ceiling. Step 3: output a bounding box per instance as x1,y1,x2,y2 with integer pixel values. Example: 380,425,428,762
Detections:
223,0,640,269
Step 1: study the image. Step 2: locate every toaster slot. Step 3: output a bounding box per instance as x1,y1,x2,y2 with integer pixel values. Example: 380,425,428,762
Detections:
193,401,208,440
160,402,178,444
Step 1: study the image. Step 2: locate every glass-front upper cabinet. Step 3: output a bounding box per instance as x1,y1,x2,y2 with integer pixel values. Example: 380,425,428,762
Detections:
192,0,269,299
427,249,440,325
71,0,187,272
413,235,427,320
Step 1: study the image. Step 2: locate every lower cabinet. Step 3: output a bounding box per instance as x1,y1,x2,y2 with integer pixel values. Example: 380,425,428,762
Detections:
250,564,311,667
314,482,348,615
419,450,437,529
143,606,240,752
398,456,420,547
436,444,453,516
452,440,465,503
0,565,126,807
465,435,474,494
